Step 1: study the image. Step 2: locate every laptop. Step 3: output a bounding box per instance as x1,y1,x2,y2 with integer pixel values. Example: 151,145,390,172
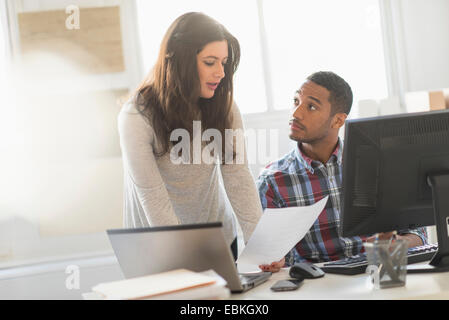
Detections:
106,222,271,293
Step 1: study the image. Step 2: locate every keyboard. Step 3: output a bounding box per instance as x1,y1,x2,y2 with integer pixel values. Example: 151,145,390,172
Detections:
321,243,438,275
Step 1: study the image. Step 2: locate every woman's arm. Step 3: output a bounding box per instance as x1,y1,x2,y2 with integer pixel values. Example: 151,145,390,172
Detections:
220,102,262,243
118,103,179,226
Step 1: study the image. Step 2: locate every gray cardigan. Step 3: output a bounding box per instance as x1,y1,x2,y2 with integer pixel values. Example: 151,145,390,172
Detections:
117,100,262,245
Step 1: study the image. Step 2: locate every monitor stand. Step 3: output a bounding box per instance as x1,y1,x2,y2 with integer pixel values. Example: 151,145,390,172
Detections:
408,172,449,274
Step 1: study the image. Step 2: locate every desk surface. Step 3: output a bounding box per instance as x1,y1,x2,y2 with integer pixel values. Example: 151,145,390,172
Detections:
232,263,449,300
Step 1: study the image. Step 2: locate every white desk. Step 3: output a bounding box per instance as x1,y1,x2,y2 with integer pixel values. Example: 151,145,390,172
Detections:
232,263,449,300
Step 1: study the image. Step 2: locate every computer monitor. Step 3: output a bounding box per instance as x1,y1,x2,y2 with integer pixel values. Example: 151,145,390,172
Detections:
340,109,449,273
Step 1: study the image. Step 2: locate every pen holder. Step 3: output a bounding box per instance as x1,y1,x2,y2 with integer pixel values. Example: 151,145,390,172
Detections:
363,239,407,289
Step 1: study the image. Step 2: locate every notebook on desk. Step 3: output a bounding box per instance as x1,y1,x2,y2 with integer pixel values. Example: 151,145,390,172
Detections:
106,222,271,293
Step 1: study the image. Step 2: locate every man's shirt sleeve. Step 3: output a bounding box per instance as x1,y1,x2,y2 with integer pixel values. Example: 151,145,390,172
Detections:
399,227,428,245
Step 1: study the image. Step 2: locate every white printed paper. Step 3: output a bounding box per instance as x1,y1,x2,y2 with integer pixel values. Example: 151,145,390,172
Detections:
237,196,328,272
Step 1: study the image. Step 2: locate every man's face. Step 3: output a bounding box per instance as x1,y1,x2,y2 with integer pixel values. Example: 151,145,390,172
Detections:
289,80,334,143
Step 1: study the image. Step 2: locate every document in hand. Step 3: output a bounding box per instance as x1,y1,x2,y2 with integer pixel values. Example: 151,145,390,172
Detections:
91,269,224,300
237,196,328,271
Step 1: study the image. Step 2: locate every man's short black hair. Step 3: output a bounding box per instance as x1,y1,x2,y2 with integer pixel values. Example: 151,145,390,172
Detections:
306,71,353,115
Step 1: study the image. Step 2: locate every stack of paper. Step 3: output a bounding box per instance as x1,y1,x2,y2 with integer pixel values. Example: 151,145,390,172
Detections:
86,269,229,300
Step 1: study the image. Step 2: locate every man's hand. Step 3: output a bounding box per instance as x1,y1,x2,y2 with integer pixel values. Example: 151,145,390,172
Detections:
366,232,423,248
365,231,396,243
259,257,285,273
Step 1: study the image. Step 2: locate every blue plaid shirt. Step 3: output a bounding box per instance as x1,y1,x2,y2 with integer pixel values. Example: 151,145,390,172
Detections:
256,139,428,265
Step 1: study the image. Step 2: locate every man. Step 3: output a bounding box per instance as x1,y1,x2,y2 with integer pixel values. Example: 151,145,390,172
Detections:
258,71,427,272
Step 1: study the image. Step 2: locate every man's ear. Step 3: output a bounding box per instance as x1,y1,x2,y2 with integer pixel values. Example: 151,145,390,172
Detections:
331,113,347,129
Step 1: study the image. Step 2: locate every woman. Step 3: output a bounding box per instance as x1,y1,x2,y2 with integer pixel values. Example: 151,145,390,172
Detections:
118,12,262,260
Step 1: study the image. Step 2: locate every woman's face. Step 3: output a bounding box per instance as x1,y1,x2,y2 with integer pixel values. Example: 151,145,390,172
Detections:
196,40,228,99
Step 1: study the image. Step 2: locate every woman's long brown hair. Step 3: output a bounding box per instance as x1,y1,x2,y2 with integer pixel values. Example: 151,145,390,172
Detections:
133,12,240,161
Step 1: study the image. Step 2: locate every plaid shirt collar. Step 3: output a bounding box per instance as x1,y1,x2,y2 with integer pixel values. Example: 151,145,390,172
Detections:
293,138,343,174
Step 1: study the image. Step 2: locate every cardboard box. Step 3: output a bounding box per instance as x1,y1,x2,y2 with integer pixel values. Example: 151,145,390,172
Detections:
444,89,449,109
429,91,446,110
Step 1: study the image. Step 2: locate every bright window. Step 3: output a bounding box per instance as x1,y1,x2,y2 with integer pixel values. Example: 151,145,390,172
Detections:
262,0,388,115
135,0,268,114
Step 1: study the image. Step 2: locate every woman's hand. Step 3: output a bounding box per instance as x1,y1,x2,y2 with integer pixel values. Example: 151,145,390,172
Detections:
259,257,285,273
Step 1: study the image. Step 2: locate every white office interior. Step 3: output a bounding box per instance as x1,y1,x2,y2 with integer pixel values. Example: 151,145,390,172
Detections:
1,0,449,299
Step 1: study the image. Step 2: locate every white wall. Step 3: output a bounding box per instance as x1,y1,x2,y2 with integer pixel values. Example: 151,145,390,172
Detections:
399,0,449,92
